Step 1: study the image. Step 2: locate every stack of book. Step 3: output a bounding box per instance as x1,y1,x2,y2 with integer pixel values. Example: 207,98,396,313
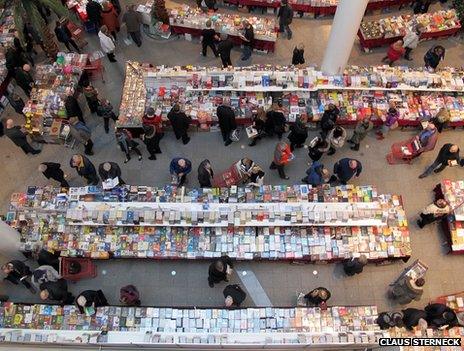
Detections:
440,180,464,253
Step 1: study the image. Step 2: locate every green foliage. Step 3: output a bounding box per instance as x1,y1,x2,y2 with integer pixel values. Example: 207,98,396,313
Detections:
453,0,464,22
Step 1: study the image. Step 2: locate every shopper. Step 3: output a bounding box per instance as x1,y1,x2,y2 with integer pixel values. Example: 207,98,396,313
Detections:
330,158,362,185
98,162,125,185
23,21,43,54
101,1,119,40
208,255,233,288
248,165,265,187
304,287,331,307
40,278,74,305
376,311,405,330
424,45,445,72
32,265,60,288
343,255,368,276
170,157,192,186
83,83,100,114
142,107,164,141
86,0,103,29
248,107,267,146
265,102,287,139
5,119,41,155
9,93,25,116
217,34,233,68
120,285,141,306
76,290,109,314
69,117,94,156
240,20,254,61
96,99,118,133
412,0,431,14
402,308,428,330
403,24,423,61
419,144,460,178
291,43,305,65
65,95,84,123
140,126,159,161
38,162,69,187
320,103,340,138
416,199,450,228
347,117,373,151
415,123,438,156
430,108,450,133
14,64,34,97
70,154,100,185
326,125,346,156
376,106,399,140
167,104,191,145
307,136,330,161
122,5,142,47
425,303,459,329
270,141,293,180
98,25,117,62
277,0,293,40
217,98,237,146
382,39,405,66
29,245,60,271
288,118,308,151
54,21,80,53
116,129,142,163
301,161,329,186
201,20,219,57
198,159,214,187
389,276,425,304
224,284,246,307
6,45,26,76
2,260,35,293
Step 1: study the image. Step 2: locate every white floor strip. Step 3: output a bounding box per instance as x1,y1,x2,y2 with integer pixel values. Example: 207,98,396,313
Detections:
236,270,273,307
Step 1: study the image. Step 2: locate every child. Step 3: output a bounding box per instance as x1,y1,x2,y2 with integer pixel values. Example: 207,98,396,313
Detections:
382,40,405,66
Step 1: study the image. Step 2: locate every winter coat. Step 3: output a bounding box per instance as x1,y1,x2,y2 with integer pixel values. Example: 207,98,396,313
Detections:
70,155,97,178
327,127,347,149
170,158,192,175
320,107,339,131
433,144,460,166
122,10,141,33
76,290,108,314
98,31,115,53
14,68,33,91
305,161,326,186
273,142,293,166
208,256,233,284
65,96,83,120
350,120,373,144
5,126,29,147
424,47,444,69
40,279,72,303
101,4,119,32
265,110,286,135
223,284,246,307
333,158,362,183
402,308,427,330
387,42,405,62
403,29,420,49
288,121,308,145
98,162,122,181
142,114,163,132
32,265,60,288
278,4,293,25
41,162,65,180
86,0,103,24
167,109,191,139
198,160,214,187
54,25,72,43
217,105,237,133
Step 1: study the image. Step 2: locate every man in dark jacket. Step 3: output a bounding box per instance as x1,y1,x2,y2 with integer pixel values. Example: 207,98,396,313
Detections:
170,157,192,186
69,117,94,155
201,20,219,57
6,45,26,76
208,256,233,288
39,162,69,187
86,0,103,29
343,255,368,276
331,158,362,185
288,118,308,151
2,260,35,293
217,34,233,68
320,104,340,138
76,290,108,314
240,21,254,61
122,5,142,47
277,0,293,40
419,144,460,178
217,99,237,146
5,119,40,154
54,21,80,53
14,64,34,97
224,284,246,307
65,95,84,123
425,303,459,329
70,154,100,185
198,159,214,187
98,162,125,185
40,278,75,304
167,104,191,145
402,308,428,330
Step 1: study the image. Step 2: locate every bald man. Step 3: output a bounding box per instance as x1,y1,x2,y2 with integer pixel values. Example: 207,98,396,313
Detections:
39,162,69,187
98,162,125,186
14,64,34,97
5,119,40,154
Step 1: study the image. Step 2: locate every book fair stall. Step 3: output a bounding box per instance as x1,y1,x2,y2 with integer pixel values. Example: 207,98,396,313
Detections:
117,62,464,131
0,8,17,114
358,9,461,51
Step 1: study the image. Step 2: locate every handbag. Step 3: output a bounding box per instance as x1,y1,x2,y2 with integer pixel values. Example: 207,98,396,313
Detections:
230,128,241,142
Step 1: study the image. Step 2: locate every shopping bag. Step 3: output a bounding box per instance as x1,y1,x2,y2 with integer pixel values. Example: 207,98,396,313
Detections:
245,126,258,138
230,128,241,142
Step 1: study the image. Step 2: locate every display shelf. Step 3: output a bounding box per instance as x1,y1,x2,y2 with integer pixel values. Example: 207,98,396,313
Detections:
433,291,464,313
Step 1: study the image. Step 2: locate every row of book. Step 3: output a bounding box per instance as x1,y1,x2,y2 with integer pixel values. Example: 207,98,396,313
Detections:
440,180,464,253
0,8,15,84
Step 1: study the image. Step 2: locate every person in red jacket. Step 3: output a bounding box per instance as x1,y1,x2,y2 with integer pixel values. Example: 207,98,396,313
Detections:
100,1,119,40
381,39,405,66
142,107,163,155
269,141,293,180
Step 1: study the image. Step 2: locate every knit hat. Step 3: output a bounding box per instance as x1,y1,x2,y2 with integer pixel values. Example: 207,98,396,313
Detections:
146,107,155,117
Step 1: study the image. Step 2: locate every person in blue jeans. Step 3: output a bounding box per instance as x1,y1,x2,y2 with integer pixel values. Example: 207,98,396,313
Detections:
240,21,254,61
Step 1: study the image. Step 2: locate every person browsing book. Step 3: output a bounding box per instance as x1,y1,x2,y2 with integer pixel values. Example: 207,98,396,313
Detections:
419,144,460,178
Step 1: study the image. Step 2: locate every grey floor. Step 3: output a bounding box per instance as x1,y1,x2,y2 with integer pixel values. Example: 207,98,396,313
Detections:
0,0,463,311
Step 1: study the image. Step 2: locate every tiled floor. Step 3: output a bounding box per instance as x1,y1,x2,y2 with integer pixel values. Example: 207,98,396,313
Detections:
0,0,463,311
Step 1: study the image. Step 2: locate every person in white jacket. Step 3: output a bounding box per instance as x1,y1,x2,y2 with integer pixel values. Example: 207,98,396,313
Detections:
403,24,423,61
98,25,117,62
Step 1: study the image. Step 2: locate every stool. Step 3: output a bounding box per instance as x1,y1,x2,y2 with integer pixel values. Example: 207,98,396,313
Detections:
60,257,97,282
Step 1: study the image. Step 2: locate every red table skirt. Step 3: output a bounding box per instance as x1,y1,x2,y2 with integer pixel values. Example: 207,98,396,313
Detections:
358,26,461,49
170,25,276,52
239,0,280,7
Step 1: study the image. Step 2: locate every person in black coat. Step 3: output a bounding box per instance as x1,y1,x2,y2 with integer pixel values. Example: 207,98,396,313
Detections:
217,34,233,68
304,287,331,307
2,260,35,293
217,100,237,146
5,119,41,155
34,247,61,271
198,159,214,187
307,136,330,161
14,64,34,97
330,158,362,185
98,162,125,185
343,255,368,276
208,256,233,288
70,154,100,185
76,290,108,314
65,95,84,123
277,0,293,39
224,284,246,307
86,0,103,29
201,20,219,57
141,125,160,161
292,44,305,65
39,162,69,187
425,303,458,329
54,21,80,53
424,45,445,71
265,103,287,139
376,311,404,329
412,0,431,14
8,93,25,116
167,104,191,145
320,104,340,138
287,118,308,151
419,144,460,178
402,308,428,330
6,46,27,76
40,278,75,304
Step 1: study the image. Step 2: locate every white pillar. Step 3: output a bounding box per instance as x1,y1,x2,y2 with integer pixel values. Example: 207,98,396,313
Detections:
0,220,23,260
321,0,369,75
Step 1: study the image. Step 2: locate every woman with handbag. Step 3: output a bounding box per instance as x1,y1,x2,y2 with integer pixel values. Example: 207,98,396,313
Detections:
270,141,293,180
115,129,142,163
376,106,399,140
